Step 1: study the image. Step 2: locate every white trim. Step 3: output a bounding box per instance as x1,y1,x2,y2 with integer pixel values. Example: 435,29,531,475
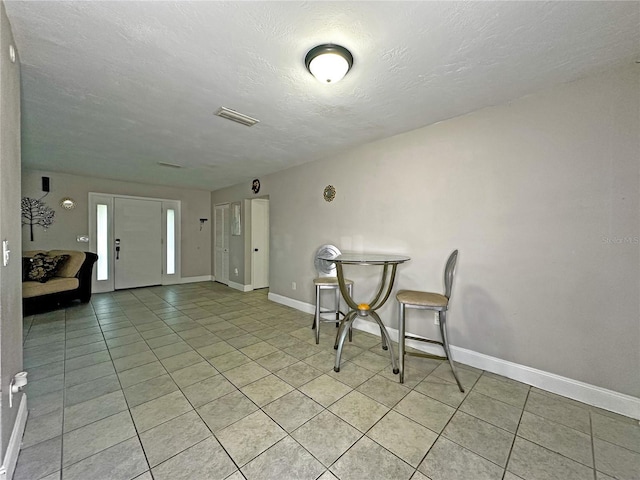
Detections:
268,292,315,314
0,394,28,480
268,293,640,420
229,281,253,292
180,275,213,284
162,200,181,285
89,192,175,203
89,194,114,293
449,345,640,421
214,203,230,285
89,192,183,292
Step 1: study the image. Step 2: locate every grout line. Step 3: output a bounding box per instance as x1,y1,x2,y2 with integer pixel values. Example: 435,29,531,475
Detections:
59,306,68,478
590,411,597,480
99,288,256,477
25,283,629,480
413,370,484,472
501,384,530,480
100,304,156,477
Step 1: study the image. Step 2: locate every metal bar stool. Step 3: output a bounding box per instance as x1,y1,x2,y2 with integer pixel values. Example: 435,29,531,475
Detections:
312,245,353,345
396,250,464,391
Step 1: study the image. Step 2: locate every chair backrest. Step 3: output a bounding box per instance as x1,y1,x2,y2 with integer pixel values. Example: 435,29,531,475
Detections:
443,250,459,299
314,244,341,277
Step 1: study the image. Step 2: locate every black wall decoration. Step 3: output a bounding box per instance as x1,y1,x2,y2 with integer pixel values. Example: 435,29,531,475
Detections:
21,197,55,241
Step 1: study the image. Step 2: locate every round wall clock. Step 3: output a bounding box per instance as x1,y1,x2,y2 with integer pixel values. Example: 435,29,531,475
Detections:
251,179,260,194
323,185,336,202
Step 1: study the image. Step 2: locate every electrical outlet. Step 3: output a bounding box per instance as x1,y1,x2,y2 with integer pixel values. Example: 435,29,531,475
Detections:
291,282,296,290
434,314,440,326
234,268,239,276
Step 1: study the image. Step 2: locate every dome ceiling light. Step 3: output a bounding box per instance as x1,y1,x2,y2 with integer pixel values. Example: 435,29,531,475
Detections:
305,44,353,84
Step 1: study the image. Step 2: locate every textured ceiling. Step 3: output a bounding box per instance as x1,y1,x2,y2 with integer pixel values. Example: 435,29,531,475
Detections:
5,1,639,191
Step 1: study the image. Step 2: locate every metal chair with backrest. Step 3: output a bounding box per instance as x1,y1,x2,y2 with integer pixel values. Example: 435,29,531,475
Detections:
396,250,463,391
312,245,353,345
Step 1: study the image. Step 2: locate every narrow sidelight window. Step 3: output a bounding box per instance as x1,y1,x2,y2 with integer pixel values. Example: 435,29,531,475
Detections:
96,204,108,280
167,208,175,275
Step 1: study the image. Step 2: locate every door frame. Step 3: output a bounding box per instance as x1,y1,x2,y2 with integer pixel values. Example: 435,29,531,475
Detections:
89,192,181,293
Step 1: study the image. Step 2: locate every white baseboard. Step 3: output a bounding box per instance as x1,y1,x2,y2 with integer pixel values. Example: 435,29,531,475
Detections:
229,281,253,292
268,293,315,314
179,275,213,284
450,345,640,421
0,394,28,480
268,293,640,420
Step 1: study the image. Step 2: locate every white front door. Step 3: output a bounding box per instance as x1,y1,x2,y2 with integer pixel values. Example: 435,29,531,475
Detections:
214,204,230,285
251,198,269,289
114,197,162,289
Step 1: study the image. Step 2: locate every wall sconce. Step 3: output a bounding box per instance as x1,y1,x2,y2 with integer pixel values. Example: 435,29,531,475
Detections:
199,218,208,231
60,197,76,210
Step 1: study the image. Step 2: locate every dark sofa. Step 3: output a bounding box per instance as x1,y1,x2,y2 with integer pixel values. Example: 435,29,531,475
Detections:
22,250,98,315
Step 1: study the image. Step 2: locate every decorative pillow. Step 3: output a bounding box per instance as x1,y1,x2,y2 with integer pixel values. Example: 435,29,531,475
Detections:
26,253,69,283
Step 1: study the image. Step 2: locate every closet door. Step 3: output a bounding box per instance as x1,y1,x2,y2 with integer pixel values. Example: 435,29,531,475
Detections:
251,199,269,289
214,204,229,285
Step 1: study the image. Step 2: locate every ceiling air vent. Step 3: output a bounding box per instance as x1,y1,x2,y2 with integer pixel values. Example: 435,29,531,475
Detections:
215,107,260,127
157,162,183,168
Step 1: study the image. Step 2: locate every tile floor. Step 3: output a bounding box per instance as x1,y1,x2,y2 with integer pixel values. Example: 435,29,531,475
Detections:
16,282,640,480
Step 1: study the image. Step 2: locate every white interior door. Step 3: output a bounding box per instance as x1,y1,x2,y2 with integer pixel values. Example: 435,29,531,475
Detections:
114,197,162,289
251,199,269,289
214,204,230,285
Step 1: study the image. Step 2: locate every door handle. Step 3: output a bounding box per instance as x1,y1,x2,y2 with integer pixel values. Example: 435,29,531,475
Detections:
115,238,121,260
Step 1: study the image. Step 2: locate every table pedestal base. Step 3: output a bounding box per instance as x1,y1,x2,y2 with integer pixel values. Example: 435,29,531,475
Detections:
333,310,399,374
323,254,409,376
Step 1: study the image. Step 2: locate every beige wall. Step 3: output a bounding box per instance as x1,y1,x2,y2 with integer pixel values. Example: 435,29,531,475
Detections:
21,171,212,278
212,65,639,398
0,0,23,463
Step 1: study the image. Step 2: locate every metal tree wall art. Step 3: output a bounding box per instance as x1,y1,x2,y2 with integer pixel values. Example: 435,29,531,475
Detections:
21,197,55,241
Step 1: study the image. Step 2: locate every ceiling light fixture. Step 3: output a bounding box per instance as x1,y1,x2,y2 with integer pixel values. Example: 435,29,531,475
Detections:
305,44,353,84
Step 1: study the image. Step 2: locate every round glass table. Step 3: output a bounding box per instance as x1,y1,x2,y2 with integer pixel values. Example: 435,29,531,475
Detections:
318,252,410,373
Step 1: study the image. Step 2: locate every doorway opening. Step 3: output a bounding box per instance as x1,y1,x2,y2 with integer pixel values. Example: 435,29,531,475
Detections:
213,198,270,291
